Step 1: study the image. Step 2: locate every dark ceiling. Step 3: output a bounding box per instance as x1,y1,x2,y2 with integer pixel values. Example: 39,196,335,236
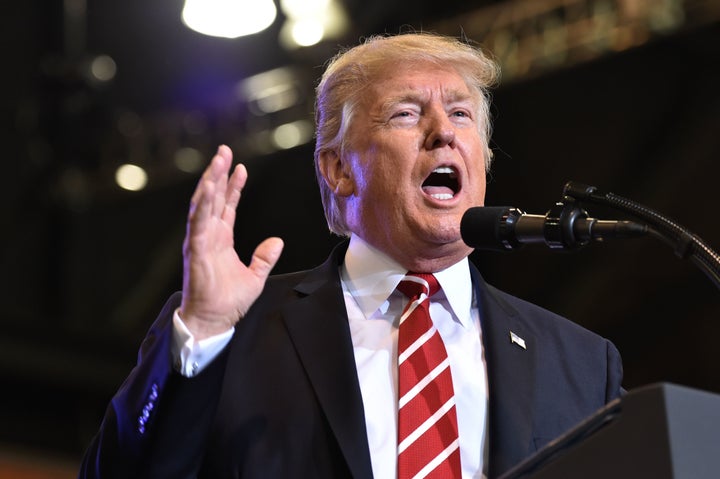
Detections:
1,0,719,471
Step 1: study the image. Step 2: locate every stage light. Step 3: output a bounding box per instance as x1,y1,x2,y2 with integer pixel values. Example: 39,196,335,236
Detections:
89,55,116,82
174,147,204,173
290,18,324,47
272,120,313,149
182,0,277,39
278,0,347,49
238,67,302,115
115,164,148,191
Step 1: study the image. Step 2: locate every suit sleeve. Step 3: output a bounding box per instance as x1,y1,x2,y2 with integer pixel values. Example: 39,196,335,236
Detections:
605,339,625,402
78,292,228,478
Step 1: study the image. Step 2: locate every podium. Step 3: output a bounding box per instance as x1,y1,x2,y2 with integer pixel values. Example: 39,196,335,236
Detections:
499,383,720,479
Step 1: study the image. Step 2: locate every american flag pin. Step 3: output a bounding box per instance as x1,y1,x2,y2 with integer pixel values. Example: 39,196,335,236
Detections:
510,331,526,350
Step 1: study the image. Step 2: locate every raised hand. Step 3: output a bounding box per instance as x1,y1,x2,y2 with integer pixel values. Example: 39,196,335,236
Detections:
179,145,284,340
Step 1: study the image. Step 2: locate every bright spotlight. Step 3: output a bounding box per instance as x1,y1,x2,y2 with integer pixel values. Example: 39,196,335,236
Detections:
115,164,148,191
291,19,324,47
182,0,277,39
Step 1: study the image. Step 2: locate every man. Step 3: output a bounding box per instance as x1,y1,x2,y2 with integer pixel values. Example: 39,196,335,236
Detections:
80,33,623,478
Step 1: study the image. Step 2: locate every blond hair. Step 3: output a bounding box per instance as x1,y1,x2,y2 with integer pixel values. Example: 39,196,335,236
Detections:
314,32,500,236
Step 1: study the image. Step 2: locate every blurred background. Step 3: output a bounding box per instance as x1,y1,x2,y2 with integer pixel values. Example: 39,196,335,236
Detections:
1,0,719,476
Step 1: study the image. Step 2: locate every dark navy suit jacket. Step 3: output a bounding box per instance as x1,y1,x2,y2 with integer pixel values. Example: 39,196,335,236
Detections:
79,243,623,478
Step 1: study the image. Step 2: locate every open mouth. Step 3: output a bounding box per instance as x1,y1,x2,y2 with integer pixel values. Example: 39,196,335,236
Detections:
421,166,460,200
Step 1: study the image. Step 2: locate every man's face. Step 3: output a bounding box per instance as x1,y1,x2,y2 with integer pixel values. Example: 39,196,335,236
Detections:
339,63,487,271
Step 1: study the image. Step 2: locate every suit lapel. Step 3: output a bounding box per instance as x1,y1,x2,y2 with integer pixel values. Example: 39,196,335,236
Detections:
281,244,374,479
470,265,538,477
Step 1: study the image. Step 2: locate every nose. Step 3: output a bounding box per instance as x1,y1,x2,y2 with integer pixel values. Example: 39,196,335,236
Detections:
424,110,456,150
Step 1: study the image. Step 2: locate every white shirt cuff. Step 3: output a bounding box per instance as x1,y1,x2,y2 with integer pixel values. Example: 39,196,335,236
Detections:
171,309,235,377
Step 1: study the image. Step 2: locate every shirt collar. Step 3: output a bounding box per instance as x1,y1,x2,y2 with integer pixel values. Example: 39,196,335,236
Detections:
341,234,474,328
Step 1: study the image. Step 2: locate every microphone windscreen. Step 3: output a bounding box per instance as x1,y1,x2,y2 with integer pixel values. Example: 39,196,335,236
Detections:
461,206,514,251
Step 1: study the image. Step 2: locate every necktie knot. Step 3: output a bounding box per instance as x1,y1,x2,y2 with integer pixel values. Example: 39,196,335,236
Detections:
397,273,440,300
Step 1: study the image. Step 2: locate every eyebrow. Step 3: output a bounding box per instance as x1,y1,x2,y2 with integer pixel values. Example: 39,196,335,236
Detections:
378,92,425,113
378,88,476,113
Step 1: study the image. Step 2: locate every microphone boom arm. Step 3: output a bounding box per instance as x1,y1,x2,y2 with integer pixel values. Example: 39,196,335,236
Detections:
563,181,720,291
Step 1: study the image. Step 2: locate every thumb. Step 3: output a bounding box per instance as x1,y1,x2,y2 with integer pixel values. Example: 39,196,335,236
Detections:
249,237,284,282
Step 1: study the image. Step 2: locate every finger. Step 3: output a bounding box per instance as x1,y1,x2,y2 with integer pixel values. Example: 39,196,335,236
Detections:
222,163,247,224
248,237,284,282
216,144,233,163
188,179,215,238
190,149,219,213
190,153,217,211
204,145,231,182
210,146,232,218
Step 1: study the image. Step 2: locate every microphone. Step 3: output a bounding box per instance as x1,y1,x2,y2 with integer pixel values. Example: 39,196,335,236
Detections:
461,204,648,251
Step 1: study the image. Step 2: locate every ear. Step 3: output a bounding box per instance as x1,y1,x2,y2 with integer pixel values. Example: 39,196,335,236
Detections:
318,149,354,197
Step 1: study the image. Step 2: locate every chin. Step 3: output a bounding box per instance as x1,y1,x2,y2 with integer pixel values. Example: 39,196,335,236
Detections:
426,218,463,243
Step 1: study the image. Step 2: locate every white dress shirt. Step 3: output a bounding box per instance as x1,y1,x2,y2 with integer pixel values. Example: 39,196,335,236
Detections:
342,235,488,479
172,234,488,478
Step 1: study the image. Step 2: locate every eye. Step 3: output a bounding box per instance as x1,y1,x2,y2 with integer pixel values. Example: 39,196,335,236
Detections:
391,109,418,119
388,107,420,125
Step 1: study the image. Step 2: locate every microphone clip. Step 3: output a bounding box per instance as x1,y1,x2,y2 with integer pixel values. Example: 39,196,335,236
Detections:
543,198,592,250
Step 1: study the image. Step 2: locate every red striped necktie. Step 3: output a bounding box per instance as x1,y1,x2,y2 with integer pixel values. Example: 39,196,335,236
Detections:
397,273,462,479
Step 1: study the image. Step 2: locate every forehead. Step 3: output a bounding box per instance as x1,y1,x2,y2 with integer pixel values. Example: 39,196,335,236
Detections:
364,63,478,108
